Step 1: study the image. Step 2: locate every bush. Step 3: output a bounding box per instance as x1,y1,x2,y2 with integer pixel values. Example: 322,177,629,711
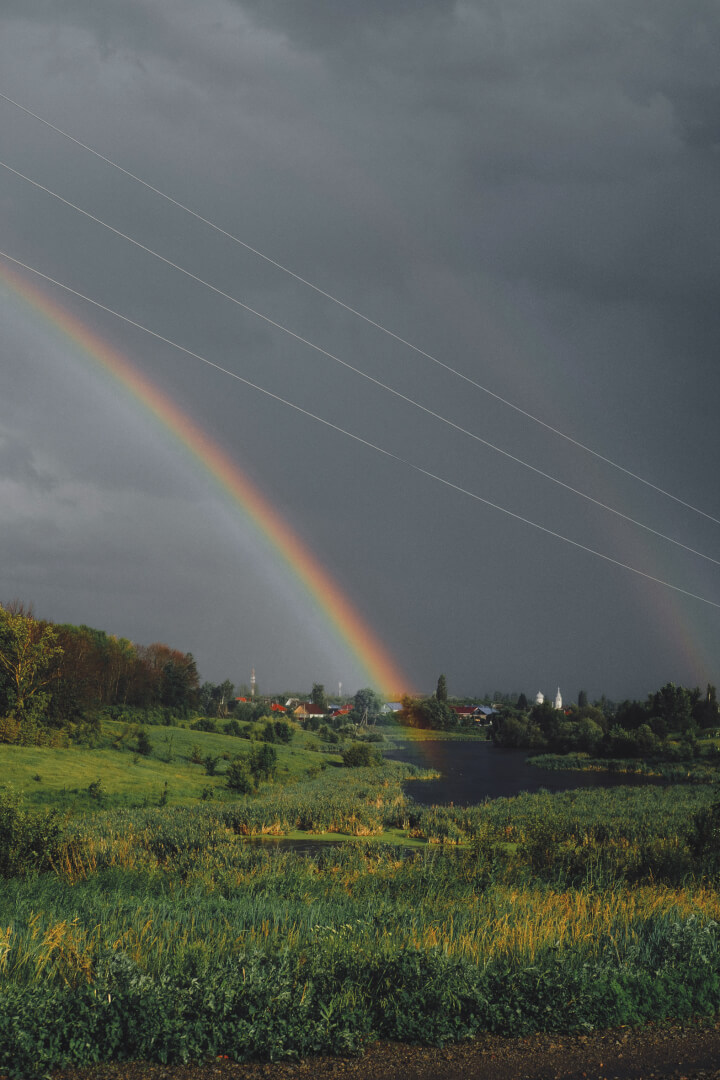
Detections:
190,717,218,733
0,789,69,877
273,720,294,744
341,743,382,768
87,778,105,803
223,719,244,737
135,728,153,756
226,759,254,793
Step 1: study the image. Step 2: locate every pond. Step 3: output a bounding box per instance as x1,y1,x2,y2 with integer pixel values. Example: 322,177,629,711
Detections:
384,739,665,806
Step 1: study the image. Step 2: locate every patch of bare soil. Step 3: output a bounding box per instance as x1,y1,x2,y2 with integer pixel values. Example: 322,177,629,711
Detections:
49,1017,720,1080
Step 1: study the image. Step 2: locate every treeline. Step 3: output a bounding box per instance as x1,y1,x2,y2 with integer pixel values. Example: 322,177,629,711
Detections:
0,602,199,740
492,682,720,757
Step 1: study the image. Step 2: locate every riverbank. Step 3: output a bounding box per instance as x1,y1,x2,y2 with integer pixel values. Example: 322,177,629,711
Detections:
48,1016,720,1080
527,751,719,784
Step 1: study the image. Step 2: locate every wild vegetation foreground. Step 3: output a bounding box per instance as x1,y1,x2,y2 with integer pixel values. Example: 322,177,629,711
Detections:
2,748,720,1078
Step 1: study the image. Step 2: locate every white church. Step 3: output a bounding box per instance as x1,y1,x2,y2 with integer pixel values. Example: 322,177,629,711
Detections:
535,687,563,710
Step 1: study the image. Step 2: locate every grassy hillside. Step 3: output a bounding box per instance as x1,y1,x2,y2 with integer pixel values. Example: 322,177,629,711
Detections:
0,715,343,811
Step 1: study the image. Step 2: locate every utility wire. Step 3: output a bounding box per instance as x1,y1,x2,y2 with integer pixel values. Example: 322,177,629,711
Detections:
2,88,718,528
2,156,718,570
2,247,719,612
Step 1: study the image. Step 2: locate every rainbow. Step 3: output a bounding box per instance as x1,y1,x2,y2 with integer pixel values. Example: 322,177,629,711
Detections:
0,260,409,695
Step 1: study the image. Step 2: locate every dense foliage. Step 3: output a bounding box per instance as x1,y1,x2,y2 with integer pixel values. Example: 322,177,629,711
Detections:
2,773,720,1076
491,682,720,757
0,603,201,739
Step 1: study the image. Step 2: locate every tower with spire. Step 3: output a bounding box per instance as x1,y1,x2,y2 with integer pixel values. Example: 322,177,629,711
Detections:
554,687,562,710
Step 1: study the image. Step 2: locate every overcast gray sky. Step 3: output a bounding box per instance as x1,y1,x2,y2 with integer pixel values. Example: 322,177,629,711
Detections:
1,0,719,701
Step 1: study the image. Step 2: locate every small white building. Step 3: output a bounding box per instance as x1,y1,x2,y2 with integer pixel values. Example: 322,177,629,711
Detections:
554,687,563,710
535,690,544,705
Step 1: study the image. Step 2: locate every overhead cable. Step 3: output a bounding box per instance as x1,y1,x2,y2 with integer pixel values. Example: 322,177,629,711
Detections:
1,156,718,570
1,88,718,528
2,247,719,612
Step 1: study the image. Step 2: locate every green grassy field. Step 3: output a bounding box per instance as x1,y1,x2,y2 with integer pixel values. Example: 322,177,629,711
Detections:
0,716,346,810
2,718,720,1077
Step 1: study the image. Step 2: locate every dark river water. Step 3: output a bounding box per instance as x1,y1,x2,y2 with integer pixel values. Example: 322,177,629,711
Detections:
384,739,664,806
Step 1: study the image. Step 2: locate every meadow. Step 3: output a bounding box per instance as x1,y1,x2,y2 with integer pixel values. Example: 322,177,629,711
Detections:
1,716,720,1077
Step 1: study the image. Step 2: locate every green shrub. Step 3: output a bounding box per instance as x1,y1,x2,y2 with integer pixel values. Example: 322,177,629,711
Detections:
0,789,69,877
341,743,382,767
135,728,153,756
226,758,254,793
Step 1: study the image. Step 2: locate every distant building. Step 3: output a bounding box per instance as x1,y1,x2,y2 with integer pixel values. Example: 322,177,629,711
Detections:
535,690,544,705
292,702,327,720
554,687,563,710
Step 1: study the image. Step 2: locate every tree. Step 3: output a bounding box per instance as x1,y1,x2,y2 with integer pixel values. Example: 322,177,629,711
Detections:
578,689,588,709
311,683,328,711
694,684,719,729
436,674,448,702
399,695,457,730
353,687,384,722
647,683,694,733
0,605,63,719
248,742,277,781
517,692,528,711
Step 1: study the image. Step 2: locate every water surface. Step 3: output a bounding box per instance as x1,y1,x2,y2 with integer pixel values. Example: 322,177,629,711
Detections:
385,739,664,806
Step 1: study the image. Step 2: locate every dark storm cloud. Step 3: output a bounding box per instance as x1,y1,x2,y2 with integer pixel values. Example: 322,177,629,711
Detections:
1,0,719,697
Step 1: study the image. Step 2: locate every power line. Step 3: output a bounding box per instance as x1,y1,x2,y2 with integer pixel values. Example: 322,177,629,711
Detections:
2,156,719,570
2,88,718,528
2,246,719,612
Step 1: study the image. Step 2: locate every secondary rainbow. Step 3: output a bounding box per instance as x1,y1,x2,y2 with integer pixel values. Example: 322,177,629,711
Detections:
1,260,409,696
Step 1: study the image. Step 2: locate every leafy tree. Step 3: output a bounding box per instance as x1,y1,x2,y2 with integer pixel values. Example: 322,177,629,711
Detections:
576,717,603,754
353,687,384,722
216,679,235,716
311,683,328,711
399,695,457,730
259,720,277,742
615,699,649,731
577,689,588,709
436,673,448,702
694,684,719,729
234,702,266,724
0,605,63,719
647,683,694,733
517,692,528,711
248,742,277,781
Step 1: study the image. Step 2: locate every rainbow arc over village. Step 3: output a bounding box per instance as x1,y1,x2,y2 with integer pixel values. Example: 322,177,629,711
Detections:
1,260,409,697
